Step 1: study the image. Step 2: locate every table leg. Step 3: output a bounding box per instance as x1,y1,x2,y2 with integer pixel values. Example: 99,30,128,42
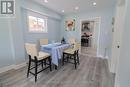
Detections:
55,65,57,70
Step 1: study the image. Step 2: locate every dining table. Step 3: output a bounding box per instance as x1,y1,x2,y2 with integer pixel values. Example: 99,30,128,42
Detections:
40,42,71,66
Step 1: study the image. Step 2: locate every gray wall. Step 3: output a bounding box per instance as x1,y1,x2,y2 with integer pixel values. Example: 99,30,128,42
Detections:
61,8,115,58
0,0,25,67
0,19,14,68
21,0,62,45
22,9,61,44
0,0,62,68
9,0,26,65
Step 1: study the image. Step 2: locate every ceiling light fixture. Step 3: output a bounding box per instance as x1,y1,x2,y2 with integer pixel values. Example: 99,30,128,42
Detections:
93,2,97,6
62,10,65,13
75,6,79,10
44,0,48,3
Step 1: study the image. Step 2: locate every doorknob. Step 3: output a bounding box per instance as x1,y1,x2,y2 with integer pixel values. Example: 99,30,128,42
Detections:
117,45,120,48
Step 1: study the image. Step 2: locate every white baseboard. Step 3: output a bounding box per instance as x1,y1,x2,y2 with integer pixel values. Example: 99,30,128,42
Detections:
105,56,109,59
107,58,119,87
0,65,15,74
14,62,27,70
107,59,111,73
97,55,104,58
115,74,120,87
97,55,109,59
0,62,27,74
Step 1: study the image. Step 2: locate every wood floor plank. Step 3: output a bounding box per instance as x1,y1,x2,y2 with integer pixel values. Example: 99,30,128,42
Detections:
0,47,115,87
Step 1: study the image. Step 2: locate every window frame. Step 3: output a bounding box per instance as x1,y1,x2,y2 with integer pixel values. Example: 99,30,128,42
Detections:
28,15,48,33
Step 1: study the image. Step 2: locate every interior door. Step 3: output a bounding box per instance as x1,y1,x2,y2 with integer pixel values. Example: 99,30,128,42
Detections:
110,4,125,73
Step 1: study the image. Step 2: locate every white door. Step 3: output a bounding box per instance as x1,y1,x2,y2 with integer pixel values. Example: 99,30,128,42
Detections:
110,4,125,73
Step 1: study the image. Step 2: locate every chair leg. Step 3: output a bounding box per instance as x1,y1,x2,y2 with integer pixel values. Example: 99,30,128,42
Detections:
44,60,46,67
74,54,77,69
35,60,38,82
27,56,31,78
54,65,57,70
41,60,44,69
48,57,52,71
67,55,69,62
77,53,80,65
62,53,65,66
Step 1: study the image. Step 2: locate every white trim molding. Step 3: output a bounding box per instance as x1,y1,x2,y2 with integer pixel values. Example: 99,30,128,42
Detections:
104,56,109,59
14,62,27,70
115,74,120,87
80,17,101,58
0,65,15,74
97,55,104,58
0,62,27,74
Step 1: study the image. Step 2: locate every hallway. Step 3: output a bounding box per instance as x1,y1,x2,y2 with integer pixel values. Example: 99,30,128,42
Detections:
80,47,97,57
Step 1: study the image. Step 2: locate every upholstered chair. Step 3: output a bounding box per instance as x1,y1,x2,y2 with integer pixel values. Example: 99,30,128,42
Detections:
39,39,48,45
62,43,80,69
25,43,52,82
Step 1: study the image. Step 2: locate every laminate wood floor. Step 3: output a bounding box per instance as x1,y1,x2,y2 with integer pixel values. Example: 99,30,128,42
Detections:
0,48,115,87
80,47,97,57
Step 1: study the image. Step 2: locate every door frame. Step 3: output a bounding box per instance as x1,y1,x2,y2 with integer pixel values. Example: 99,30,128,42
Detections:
80,17,101,57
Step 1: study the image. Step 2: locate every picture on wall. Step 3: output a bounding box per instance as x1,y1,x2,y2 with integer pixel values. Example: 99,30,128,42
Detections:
65,19,75,31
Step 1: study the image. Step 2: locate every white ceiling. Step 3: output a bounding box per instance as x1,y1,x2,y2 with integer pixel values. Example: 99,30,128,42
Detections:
31,0,117,15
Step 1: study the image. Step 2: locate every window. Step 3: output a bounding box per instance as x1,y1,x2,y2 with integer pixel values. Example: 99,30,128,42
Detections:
28,16,47,33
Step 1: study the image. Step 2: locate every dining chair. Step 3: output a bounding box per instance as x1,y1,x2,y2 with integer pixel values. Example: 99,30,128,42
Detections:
39,39,48,45
25,43,52,82
62,43,80,69
68,37,76,45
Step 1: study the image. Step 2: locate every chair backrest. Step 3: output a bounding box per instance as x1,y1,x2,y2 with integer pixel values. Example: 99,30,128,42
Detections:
25,43,38,59
39,39,48,45
73,43,81,51
68,37,76,45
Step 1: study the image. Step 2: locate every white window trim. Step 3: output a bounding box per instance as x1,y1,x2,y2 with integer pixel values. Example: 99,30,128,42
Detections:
28,15,48,33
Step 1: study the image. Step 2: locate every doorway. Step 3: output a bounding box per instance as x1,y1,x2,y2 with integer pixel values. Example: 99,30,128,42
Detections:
80,17,101,57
